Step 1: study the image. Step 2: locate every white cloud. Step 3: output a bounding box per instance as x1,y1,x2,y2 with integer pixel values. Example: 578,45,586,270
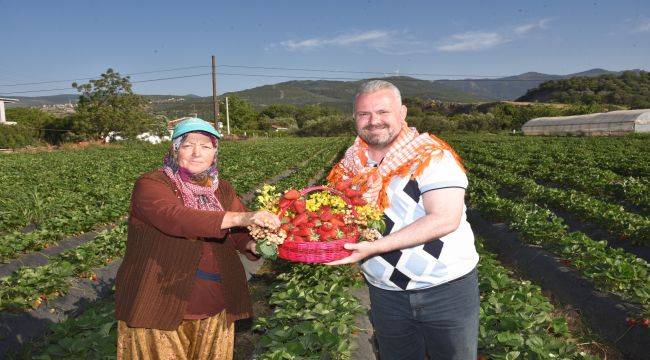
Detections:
631,19,650,33
437,18,553,52
275,19,552,55
279,30,391,51
276,30,431,55
514,18,551,36
437,31,508,52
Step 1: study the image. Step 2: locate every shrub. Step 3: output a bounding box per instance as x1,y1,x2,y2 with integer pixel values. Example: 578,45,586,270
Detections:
0,124,40,148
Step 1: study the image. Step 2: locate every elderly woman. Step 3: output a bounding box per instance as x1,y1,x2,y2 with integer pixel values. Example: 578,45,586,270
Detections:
115,118,279,360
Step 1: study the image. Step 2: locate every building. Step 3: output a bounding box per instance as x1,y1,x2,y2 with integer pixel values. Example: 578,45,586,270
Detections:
0,97,19,125
522,109,650,136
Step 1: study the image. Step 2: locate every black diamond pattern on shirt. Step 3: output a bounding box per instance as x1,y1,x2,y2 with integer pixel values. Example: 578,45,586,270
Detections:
389,268,411,290
380,249,402,266
382,213,394,236
403,179,421,203
423,239,443,259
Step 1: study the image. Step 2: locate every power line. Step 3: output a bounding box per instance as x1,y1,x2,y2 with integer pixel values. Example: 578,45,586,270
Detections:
1,62,581,88
10,120,171,133
1,72,359,95
0,65,210,87
0,73,211,94
1,69,562,96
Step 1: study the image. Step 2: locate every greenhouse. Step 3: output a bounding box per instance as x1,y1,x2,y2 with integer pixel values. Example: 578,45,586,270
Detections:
522,109,650,136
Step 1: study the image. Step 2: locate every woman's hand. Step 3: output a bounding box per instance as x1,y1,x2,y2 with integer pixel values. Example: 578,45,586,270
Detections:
248,211,281,229
222,210,281,229
245,240,259,255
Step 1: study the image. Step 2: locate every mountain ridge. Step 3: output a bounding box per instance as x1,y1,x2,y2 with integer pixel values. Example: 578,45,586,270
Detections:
5,68,643,108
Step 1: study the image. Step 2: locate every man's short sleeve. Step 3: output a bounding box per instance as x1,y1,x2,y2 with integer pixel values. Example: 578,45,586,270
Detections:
417,150,468,193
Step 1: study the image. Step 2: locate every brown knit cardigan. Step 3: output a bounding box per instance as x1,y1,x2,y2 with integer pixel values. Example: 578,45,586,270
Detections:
115,170,258,330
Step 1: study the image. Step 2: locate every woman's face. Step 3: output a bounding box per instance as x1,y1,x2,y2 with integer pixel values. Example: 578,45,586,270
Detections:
177,132,217,174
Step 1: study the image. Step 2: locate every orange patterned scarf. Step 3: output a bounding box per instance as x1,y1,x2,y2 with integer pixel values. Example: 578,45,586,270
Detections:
328,127,465,210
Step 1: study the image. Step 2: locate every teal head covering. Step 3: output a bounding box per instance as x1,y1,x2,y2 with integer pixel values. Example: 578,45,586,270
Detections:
172,117,222,139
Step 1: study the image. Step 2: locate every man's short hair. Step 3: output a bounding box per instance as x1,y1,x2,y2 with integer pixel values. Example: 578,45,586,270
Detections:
355,80,402,106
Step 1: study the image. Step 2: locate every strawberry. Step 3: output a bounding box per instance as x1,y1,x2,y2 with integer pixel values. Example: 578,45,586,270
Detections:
330,217,345,228
296,227,313,238
626,318,637,327
321,222,334,231
344,225,357,235
293,200,306,213
335,180,352,191
642,318,650,328
280,223,292,232
323,229,337,240
292,235,306,242
292,213,308,226
308,211,319,219
319,211,333,222
284,189,301,200
319,231,333,241
279,198,293,209
345,188,361,199
351,197,367,206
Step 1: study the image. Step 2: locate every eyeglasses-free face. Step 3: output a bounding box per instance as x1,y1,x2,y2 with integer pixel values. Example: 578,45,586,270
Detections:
176,132,218,174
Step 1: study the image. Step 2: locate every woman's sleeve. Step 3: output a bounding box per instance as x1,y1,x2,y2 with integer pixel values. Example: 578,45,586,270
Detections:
222,184,258,259
130,177,229,239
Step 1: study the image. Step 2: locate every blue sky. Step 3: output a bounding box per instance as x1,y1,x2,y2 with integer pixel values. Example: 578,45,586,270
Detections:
1,0,649,96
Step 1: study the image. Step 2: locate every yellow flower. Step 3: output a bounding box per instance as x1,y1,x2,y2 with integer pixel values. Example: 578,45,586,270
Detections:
255,184,280,212
354,204,383,222
305,192,347,212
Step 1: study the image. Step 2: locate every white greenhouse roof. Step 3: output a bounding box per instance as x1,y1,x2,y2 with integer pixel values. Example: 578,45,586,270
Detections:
521,109,650,136
523,109,650,128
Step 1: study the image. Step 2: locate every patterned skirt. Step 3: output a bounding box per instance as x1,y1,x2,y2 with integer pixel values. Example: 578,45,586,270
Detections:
117,310,234,360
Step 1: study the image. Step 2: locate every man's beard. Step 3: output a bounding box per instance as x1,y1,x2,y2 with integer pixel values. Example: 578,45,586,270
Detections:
358,124,398,148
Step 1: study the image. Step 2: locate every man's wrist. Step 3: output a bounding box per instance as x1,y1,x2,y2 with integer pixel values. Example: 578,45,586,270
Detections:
373,238,392,254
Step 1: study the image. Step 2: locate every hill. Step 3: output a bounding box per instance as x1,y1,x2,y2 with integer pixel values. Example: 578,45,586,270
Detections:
7,68,644,113
222,76,489,108
517,70,650,108
436,68,617,100
6,94,79,107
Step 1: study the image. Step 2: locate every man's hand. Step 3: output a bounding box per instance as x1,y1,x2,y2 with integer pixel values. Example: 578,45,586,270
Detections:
325,241,379,266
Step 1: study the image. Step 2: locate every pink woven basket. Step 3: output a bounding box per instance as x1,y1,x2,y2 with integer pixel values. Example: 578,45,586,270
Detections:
278,185,360,263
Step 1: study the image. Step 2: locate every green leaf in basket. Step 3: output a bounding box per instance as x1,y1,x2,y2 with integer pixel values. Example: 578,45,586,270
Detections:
368,219,386,234
256,241,278,260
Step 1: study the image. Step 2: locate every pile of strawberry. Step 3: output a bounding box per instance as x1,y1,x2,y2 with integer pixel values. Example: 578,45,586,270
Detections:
278,188,360,243
332,179,367,206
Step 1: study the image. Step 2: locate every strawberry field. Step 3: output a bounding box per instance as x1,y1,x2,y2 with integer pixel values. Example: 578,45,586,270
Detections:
1,134,648,359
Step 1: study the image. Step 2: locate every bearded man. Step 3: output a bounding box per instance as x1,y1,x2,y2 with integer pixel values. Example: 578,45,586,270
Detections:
327,80,479,360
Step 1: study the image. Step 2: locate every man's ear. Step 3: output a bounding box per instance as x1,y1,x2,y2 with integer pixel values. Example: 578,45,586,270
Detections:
400,104,408,121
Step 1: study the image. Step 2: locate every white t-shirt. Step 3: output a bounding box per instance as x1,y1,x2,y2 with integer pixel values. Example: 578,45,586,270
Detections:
360,150,479,291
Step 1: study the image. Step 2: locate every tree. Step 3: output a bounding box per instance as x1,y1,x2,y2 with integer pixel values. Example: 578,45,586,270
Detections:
295,104,340,128
71,68,155,139
220,95,257,129
259,104,298,119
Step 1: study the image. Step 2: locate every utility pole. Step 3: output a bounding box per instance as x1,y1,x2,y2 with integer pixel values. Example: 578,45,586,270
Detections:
225,96,230,135
211,55,219,128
